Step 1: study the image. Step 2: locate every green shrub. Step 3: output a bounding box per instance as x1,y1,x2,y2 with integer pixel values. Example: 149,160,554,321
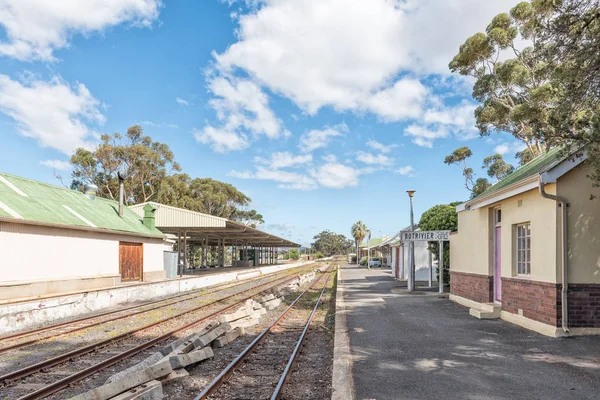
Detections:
359,257,367,266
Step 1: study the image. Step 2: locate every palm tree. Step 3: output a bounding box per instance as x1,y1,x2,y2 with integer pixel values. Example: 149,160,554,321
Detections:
351,221,367,264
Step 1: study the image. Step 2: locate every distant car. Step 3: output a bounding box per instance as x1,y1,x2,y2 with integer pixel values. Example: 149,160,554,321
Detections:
368,258,381,268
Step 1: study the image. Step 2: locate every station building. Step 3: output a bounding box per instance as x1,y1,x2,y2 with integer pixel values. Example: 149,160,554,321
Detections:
450,148,600,336
0,172,166,301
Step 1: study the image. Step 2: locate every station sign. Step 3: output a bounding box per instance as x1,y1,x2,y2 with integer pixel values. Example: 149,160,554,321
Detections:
400,230,451,241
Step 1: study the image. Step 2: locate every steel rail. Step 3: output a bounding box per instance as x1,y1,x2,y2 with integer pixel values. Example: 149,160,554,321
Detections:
0,272,297,384
0,265,308,346
11,273,308,400
194,268,332,400
271,273,331,400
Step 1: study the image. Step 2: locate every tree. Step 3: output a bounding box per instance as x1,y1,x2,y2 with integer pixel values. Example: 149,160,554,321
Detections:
70,125,181,204
445,147,493,198
350,221,368,263
69,125,264,224
482,154,515,180
288,248,300,260
538,0,600,184
449,2,561,157
418,203,460,285
312,230,354,256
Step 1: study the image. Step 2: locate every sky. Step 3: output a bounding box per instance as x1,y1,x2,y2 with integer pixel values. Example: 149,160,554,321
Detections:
0,0,526,246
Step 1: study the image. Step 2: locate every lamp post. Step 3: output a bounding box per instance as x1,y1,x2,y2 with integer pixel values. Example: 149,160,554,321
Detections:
366,229,371,270
407,190,416,292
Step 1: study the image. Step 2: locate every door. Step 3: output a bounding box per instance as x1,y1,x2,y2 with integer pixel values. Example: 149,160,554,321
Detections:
119,242,143,281
494,209,502,302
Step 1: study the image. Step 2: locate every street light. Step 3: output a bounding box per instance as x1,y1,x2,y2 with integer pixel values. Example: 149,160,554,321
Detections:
407,190,416,291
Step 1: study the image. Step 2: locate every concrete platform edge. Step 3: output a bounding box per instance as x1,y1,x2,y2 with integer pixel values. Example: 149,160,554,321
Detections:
331,265,355,400
0,260,316,335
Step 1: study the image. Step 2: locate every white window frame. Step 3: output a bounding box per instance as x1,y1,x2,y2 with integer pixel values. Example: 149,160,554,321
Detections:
515,222,531,276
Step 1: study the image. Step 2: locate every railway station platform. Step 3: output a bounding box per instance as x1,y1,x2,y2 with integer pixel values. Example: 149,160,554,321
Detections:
0,260,313,336
333,263,600,400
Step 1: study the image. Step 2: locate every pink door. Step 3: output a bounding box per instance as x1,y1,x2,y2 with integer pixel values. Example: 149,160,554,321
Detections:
495,226,502,301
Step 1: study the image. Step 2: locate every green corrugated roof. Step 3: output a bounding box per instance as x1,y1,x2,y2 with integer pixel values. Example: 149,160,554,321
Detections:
0,172,163,237
359,237,383,248
471,147,563,200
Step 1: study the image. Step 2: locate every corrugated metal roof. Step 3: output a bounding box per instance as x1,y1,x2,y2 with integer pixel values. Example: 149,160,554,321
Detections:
470,147,563,201
130,202,299,247
0,172,164,237
129,202,227,228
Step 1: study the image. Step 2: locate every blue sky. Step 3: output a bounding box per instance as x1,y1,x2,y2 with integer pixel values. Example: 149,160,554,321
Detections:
0,0,525,246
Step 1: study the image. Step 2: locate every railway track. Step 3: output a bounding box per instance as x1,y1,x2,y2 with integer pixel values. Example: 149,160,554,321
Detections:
0,267,320,400
195,267,333,400
0,264,313,355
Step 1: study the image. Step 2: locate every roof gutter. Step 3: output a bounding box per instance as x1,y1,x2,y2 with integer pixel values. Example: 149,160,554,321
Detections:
538,175,569,334
0,216,165,240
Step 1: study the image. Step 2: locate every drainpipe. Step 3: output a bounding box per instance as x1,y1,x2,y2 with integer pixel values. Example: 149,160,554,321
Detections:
538,176,569,334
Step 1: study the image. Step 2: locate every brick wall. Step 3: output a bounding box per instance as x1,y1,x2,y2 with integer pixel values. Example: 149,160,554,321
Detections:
502,278,561,327
450,271,494,303
568,284,600,328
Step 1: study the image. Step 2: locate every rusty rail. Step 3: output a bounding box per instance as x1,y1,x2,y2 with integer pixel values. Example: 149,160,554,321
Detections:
194,268,332,400
10,272,308,400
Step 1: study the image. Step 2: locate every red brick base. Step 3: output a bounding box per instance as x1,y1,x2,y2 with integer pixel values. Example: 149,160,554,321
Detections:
451,272,600,329
501,278,561,326
568,284,600,328
450,271,493,304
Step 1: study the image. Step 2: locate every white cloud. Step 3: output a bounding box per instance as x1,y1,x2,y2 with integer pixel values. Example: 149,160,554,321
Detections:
310,163,360,189
214,0,521,119
175,97,190,106
228,166,317,191
322,154,337,163
254,152,312,169
193,126,249,153
404,124,449,148
395,166,414,176
365,140,397,154
0,74,105,154
0,0,161,61
422,100,479,140
356,151,393,167
494,141,526,155
139,120,179,129
363,78,428,122
40,159,70,170
208,76,283,139
299,123,346,153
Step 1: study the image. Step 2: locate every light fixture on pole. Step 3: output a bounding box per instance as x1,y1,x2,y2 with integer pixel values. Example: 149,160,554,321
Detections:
407,190,416,291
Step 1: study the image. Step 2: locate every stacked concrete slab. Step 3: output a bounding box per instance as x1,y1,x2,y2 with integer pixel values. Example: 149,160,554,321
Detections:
69,270,318,400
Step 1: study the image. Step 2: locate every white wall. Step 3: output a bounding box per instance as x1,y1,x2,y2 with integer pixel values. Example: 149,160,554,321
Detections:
0,222,164,283
391,242,437,281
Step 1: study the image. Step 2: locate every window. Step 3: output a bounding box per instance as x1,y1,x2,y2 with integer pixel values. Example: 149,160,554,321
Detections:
495,208,502,225
516,223,531,275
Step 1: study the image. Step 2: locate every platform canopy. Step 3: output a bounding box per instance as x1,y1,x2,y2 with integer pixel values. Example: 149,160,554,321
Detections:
129,202,299,248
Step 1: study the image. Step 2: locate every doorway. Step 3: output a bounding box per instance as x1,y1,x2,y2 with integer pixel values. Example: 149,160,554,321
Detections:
119,242,143,281
493,208,502,302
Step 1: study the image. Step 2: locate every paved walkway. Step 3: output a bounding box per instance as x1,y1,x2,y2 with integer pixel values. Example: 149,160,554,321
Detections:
338,263,600,400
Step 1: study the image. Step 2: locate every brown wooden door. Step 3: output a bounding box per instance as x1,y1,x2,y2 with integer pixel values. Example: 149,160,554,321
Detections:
119,242,143,281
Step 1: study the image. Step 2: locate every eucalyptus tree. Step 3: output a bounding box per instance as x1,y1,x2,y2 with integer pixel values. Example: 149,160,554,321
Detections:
449,1,562,158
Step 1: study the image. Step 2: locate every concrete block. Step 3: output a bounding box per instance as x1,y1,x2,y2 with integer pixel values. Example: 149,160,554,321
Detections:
229,316,259,329
160,368,189,385
105,352,163,384
263,298,281,310
169,347,214,369
212,328,241,348
70,360,172,400
107,380,163,400
218,308,250,323
158,321,219,356
173,336,199,354
195,322,231,348
258,294,275,303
